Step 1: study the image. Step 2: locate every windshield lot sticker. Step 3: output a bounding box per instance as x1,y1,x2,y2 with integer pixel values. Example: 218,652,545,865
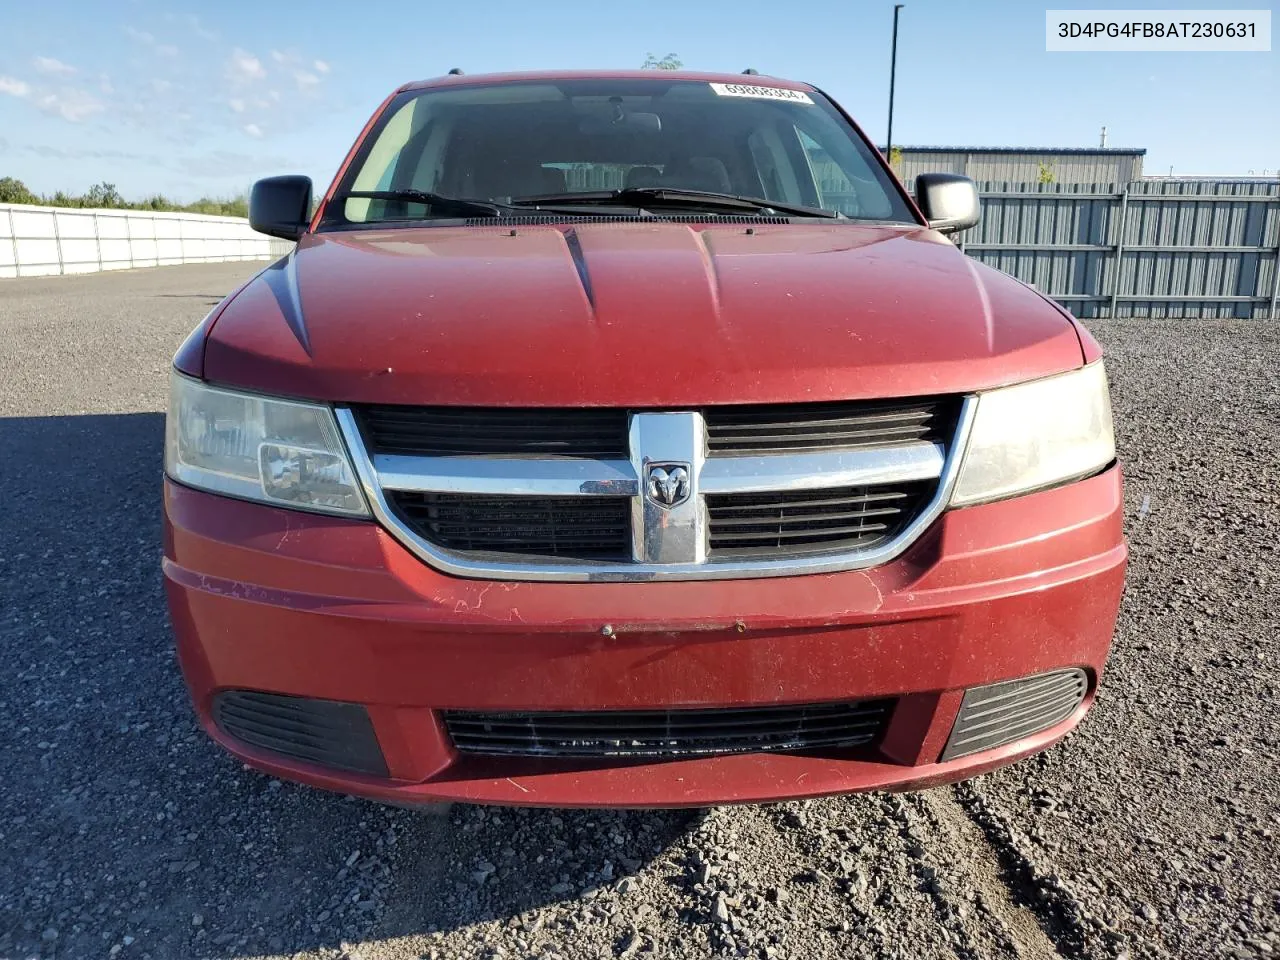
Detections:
709,83,814,104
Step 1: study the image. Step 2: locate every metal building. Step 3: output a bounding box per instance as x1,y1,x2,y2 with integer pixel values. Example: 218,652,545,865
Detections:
956,179,1280,320
888,146,1146,189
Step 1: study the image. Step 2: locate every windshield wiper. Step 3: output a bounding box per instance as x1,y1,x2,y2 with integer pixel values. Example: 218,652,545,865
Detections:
510,188,839,219
337,189,511,219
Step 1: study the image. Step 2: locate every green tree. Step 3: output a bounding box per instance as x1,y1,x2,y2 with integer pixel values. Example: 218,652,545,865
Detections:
0,176,36,204
641,52,682,70
84,181,124,208
0,178,249,218
1037,161,1056,185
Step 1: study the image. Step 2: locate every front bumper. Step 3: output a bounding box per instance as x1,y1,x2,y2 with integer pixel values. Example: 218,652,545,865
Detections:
163,467,1126,808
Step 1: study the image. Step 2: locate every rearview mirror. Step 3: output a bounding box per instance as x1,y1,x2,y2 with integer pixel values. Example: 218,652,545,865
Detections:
915,173,980,235
249,175,312,241
577,112,663,136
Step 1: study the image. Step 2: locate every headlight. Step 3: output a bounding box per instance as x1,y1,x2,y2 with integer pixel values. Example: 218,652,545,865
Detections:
950,361,1115,507
165,371,369,516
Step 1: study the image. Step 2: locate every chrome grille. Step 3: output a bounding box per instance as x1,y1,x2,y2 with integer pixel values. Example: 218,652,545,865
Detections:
707,481,934,558
444,699,894,759
336,396,974,582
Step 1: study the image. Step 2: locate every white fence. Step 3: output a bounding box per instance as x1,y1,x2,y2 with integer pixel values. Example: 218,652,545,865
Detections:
0,203,293,279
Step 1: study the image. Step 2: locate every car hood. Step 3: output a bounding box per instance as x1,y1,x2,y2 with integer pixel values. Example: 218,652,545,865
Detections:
204,222,1084,406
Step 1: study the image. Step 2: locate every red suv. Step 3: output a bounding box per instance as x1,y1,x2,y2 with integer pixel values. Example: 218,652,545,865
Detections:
163,70,1125,807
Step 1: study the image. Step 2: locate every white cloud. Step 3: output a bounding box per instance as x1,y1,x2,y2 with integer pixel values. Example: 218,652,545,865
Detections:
313,59,330,74
229,48,266,81
125,26,155,44
33,56,77,77
157,44,179,58
294,71,319,89
150,79,173,94
99,74,114,95
243,123,263,138
0,76,30,98
228,97,245,113
270,50,288,64
0,80,99,126
35,89,104,122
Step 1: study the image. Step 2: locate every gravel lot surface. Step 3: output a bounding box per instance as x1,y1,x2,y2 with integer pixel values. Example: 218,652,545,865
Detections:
1,262,1276,960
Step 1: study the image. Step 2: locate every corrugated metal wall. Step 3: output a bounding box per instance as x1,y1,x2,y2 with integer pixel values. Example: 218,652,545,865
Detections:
956,180,1280,319
894,150,1144,189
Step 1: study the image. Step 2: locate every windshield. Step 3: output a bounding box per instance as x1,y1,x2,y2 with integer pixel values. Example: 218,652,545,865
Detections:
323,78,917,226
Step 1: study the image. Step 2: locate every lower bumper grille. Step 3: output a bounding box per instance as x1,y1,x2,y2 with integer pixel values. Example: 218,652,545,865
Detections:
444,699,894,759
941,668,1088,761
213,691,388,776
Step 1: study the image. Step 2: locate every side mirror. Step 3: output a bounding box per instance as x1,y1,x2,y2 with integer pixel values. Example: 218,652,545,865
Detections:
249,175,312,241
915,173,980,234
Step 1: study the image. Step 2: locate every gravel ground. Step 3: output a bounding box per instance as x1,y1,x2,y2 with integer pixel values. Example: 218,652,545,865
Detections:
1,262,1276,960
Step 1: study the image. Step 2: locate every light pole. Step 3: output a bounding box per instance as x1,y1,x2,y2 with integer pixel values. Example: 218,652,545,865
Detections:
886,4,904,162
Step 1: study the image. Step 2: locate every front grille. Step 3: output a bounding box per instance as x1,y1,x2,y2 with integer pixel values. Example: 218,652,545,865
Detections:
444,699,894,759
706,480,935,558
214,691,388,776
341,394,968,578
941,668,1089,761
389,492,632,560
355,406,629,457
704,397,959,456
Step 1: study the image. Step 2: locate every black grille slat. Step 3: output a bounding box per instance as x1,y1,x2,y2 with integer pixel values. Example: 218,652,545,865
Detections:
961,681,1085,720
709,429,935,449
452,716,887,737
448,722,885,746
950,700,1082,744
704,398,958,455
355,397,959,460
710,522,893,542
389,492,631,560
706,481,934,558
708,409,935,430
456,709,887,732
444,699,894,759
941,669,1088,761
710,491,910,514
711,507,903,527
461,701,888,722
355,406,629,457
444,740,883,758
218,706,356,741
214,691,388,777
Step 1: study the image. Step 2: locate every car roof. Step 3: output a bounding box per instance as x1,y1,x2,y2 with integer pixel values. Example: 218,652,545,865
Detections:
396,69,816,94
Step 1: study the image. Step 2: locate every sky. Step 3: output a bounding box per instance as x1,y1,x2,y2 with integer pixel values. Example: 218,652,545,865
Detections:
0,0,1275,202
